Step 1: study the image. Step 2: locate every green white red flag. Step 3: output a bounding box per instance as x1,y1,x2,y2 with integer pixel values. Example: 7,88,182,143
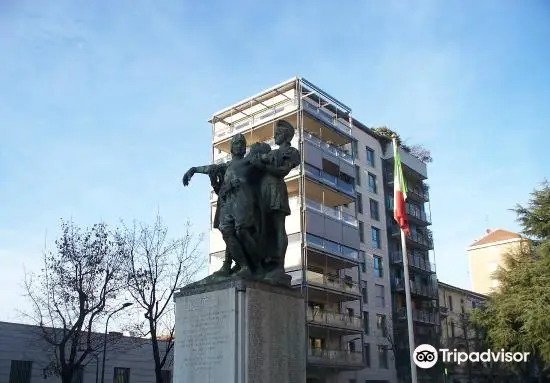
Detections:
393,137,410,236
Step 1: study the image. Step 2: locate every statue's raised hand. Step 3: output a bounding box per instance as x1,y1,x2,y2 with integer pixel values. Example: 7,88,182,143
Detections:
182,167,196,186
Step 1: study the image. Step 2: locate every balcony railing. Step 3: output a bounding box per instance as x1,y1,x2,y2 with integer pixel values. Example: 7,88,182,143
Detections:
302,98,352,136
303,131,354,165
214,136,299,164
307,308,363,331
390,251,435,273
308,347,363,366
305,233,359,262
296,197,357,227
305,165,355,196
213,99,298,141
396,308,439,325
303,270,360,295
408,185,430,202
406,204,431,224
392,278,438,299
389,226,433,249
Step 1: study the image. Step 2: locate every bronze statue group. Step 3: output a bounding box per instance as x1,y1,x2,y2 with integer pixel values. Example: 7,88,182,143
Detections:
183,120,301,286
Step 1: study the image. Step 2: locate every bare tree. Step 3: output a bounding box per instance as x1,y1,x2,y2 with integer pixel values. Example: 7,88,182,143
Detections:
121,215,204,383
24,220,127,383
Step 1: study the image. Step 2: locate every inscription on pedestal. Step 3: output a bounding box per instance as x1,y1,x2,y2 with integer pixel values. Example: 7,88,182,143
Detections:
175,288,236,383
246,288,305,383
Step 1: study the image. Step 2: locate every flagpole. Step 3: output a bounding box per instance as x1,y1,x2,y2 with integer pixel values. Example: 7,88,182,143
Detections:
391,134,418,383
400,228,418,383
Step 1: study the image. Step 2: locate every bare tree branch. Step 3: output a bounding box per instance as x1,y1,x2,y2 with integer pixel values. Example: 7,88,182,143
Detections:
121,214,204,383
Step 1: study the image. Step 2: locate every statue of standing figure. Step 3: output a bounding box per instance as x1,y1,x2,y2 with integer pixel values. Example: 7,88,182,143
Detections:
182,120,301,286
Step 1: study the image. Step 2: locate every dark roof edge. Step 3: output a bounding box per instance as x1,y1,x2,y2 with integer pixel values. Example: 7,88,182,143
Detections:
437,281,489,300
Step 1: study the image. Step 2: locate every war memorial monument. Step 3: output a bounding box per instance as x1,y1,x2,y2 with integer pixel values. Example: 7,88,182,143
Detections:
174,120,306,383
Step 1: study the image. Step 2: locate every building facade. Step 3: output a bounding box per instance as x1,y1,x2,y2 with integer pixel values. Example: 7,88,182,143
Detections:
438,281,495,383
0,321,173,383
207,77,437,383
467,229,527,295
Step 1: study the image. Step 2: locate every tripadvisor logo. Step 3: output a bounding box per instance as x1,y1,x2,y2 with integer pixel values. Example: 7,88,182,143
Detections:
413,344,530,369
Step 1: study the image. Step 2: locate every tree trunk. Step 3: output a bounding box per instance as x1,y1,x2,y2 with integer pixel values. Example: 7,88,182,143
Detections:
61,368,73,383
149,320,164,383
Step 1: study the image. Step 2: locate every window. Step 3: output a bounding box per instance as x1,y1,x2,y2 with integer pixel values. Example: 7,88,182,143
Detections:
373,256,383,278
366,147,375,167
347,308,355,317
368,172,377,193
360,251,366,273
448,295,453,311
451,322,456,338
363,312,369,334
161,371,171,383
359,221,365,243
376,314,387,337
9,361,32,383
371,227,381,249
114,367,130,383
352,140,358,158
355,165,361,185
378,345,389,368
369,199,379,220
357,193,363,214
349,340,356,352
349,380,357,383
364,343,371,367
309,337,325,349
362,285,368,304
375,284,385,307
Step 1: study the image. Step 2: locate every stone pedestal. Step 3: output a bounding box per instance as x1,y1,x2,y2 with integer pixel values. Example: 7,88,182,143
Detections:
173,279,306,383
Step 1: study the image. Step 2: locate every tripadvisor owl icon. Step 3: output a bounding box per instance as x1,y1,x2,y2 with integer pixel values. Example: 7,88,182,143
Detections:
413,344,438,369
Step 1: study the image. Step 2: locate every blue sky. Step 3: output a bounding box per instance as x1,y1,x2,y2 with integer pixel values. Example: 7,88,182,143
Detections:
1,0,549,322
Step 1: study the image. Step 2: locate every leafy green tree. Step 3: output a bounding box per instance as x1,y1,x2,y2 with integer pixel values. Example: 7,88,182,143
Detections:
471,180,550,382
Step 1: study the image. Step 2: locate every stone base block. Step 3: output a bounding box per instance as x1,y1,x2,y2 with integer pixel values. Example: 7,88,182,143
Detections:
174,279,306,383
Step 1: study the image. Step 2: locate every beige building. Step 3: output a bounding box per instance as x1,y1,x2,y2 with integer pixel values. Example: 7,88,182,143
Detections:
467,229,526,295
438,282,487,383
206,77,438,383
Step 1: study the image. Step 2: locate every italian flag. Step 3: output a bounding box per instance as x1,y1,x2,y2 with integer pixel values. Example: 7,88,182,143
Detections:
393,137,410,236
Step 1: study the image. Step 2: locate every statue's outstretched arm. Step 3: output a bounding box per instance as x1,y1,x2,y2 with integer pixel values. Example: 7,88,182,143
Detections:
183,164,221,186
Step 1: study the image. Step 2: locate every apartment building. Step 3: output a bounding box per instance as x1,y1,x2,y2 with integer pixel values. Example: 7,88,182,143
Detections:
467,229,527,295
207,77,434,383
438,282,489,382
0,321,173,383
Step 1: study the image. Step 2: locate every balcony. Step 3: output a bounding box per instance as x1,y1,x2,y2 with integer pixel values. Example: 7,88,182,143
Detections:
305,234,359,263
304,164,355,197
307,347,364,369
406,204,431,226
214,136,299,164
290,270,361,302
390,251,435,273
302,98,353,137
303,131,354,165
389,226,434,250
307,308,363,333
408,184,430,203
213,98,298,143
395,308,439,325
301,198,357,227
392,278,438,299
